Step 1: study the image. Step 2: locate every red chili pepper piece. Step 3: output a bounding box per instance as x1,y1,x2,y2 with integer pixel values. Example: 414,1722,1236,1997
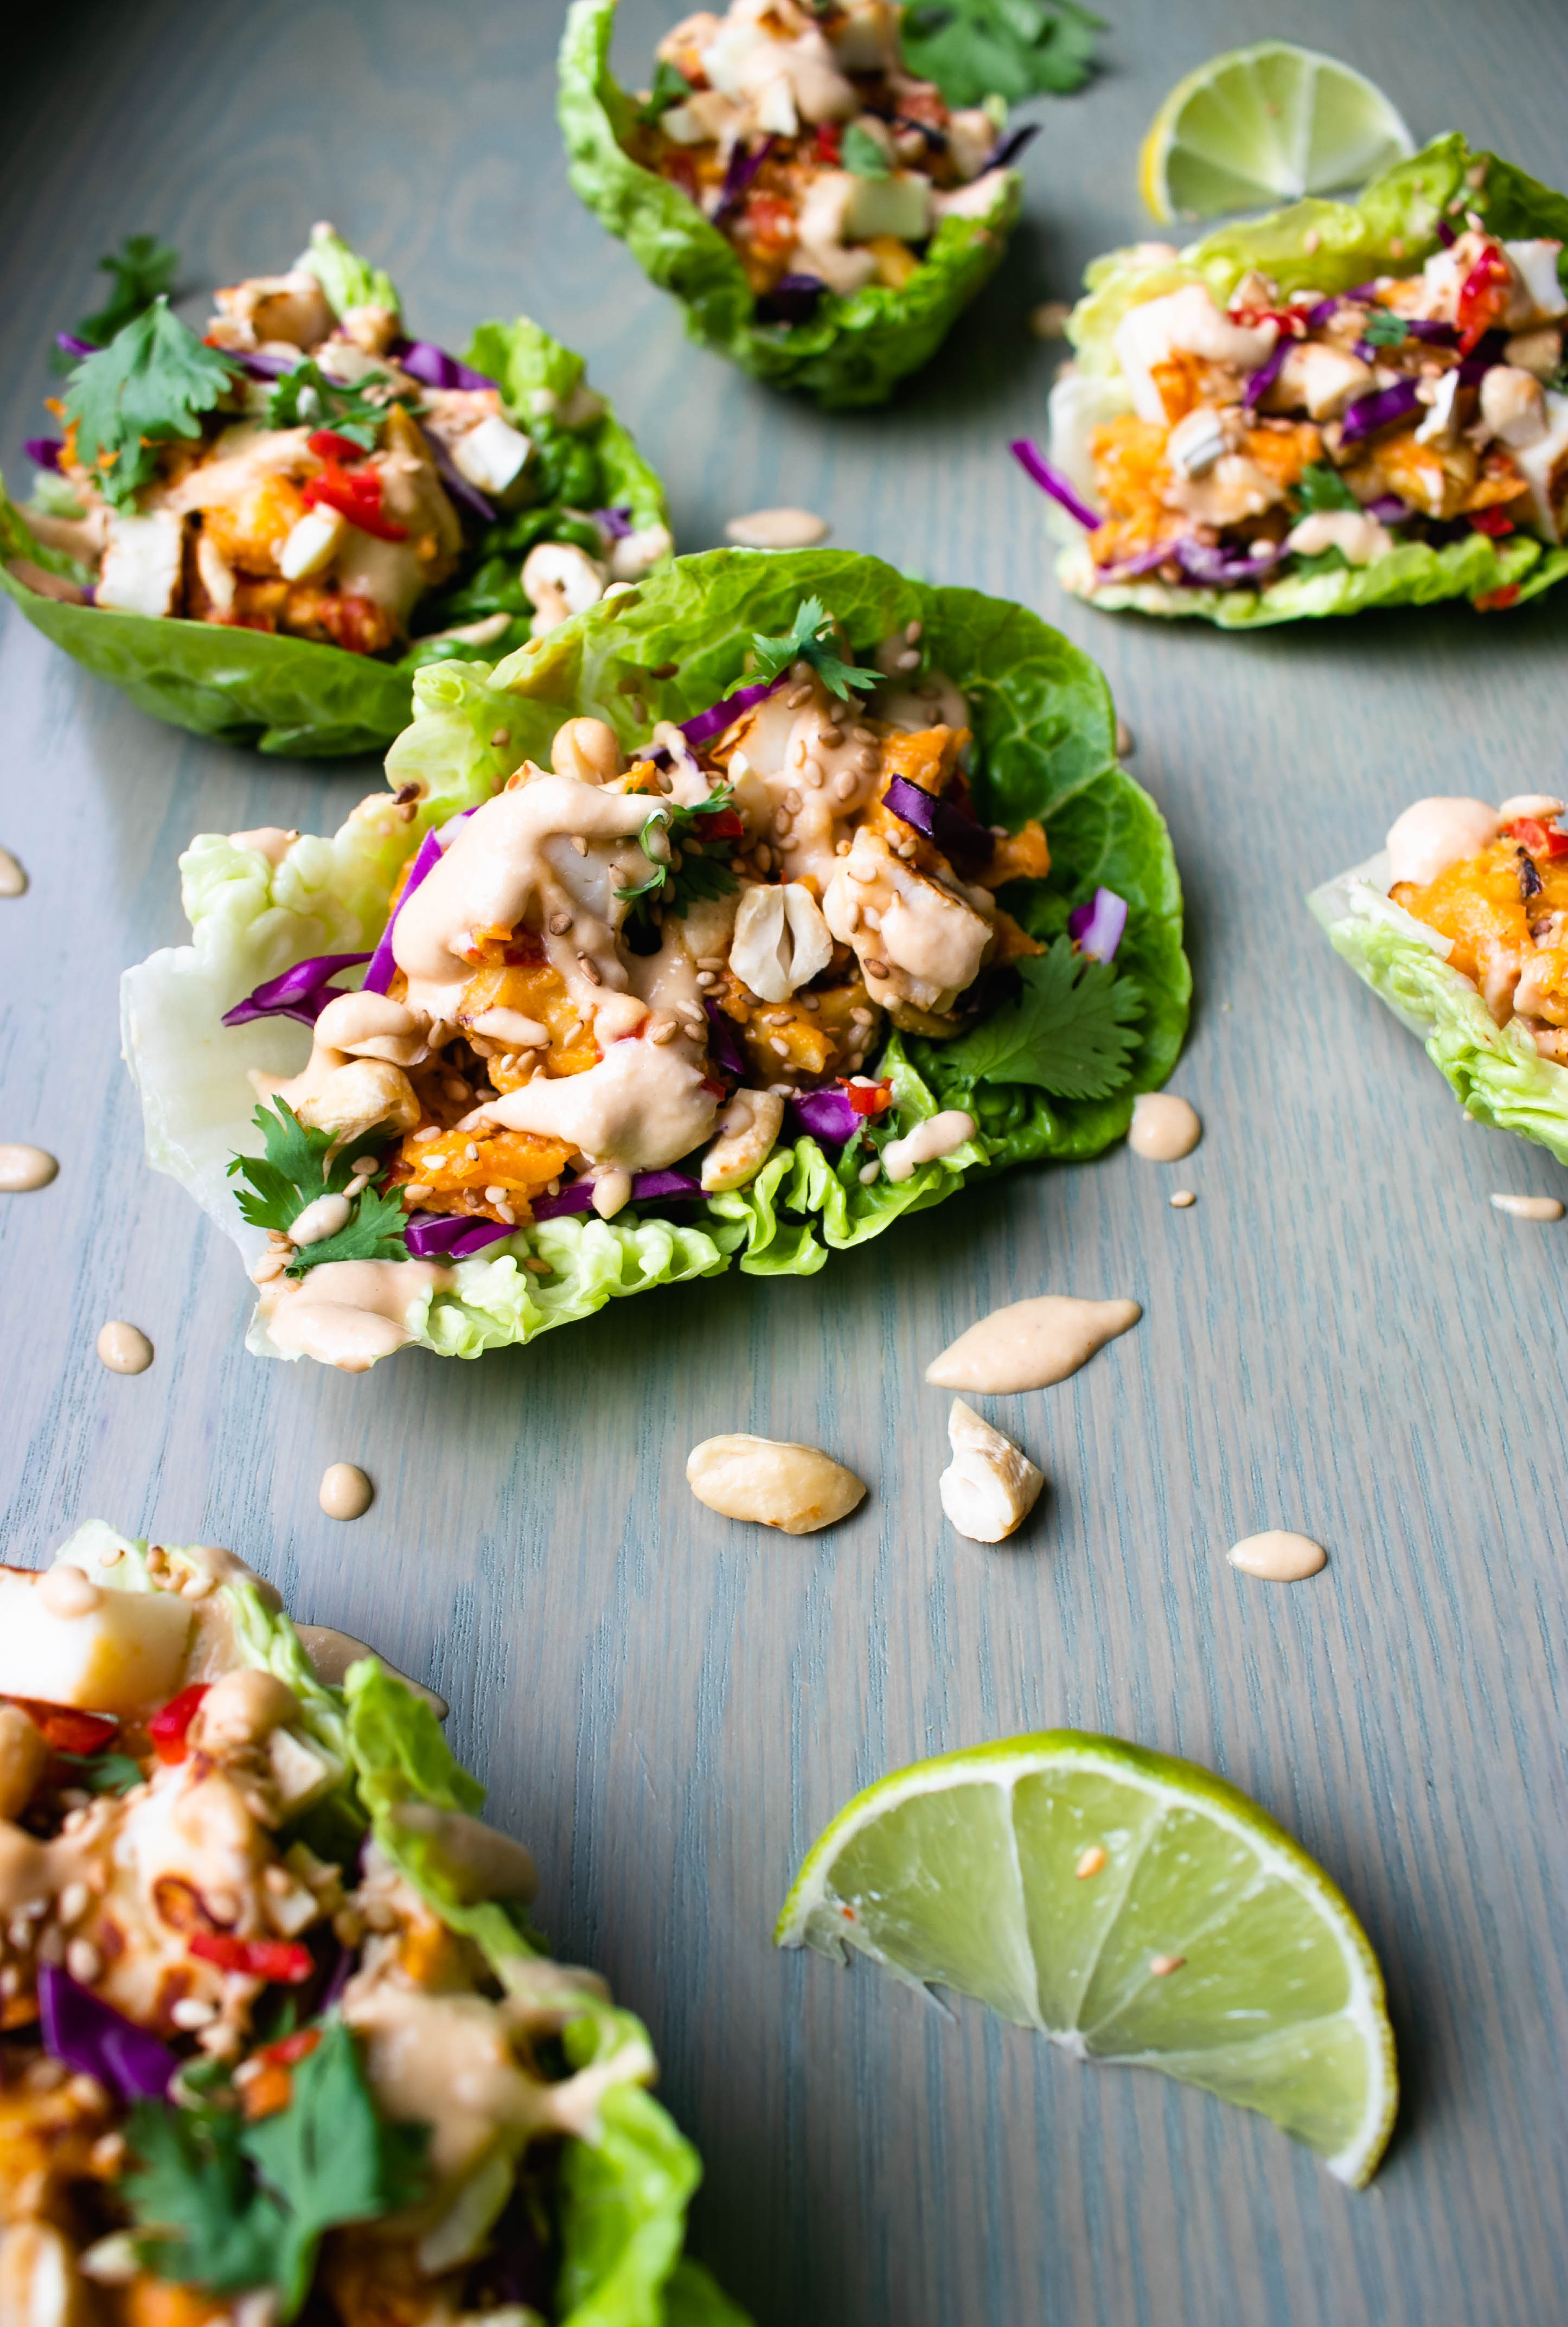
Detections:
1456,245,1512,355
701,808,746,840
1476,583,1522,612
302,464,409,543
1505,816,1568,857
307,427,368,464
1469,506,1515,537
1229,307,1307,337
188,1932,315,1983
843,1078,893,1117
257,2026,322,2068
8,1698,117,1756
814,123,842,164
149,1684,209,1765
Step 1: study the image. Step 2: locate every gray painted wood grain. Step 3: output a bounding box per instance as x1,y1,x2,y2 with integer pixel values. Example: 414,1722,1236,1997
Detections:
2,2,1566,2320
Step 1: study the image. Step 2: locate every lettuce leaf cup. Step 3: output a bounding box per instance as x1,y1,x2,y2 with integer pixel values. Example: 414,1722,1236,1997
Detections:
1309,789,1568,1164
0,1522,745,2324
558,0,1026,407
123,546,1188,1372
1025,133,1568,625
2,226,671,756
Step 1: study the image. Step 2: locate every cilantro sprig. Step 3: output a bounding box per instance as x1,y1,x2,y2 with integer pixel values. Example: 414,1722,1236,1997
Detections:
901,0,1104,108
57,1749,144,1796
62,299,238,507
124,2018,429,2320
228,1101,407,1276
639,57,691,124
842,123,893,179
266,359,418,450
933,937,1142,1099
618,785,741,918
52,234,180,373
750,597,877,701
1295,463,1360,516
1359,309,1409,348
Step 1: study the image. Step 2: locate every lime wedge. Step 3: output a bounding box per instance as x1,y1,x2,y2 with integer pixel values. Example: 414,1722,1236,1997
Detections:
1138,42,1415,224
776,1732,1398,2187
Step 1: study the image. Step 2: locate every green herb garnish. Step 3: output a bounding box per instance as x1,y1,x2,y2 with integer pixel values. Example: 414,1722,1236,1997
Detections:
1359,309,1410,347
618,785,741,918
62,299,238,507
267,360,416,451
749,596,877,701
57,1750,144,1796
124,2019,429,2320
934,937,1142,1098
841,122,893,179
639,58,691,124
55,234,180,373
1295,462,1361,515
901,0,1104,108
228,1101,407,1276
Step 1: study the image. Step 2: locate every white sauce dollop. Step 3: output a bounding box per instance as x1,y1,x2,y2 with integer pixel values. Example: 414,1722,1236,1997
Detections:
1385,797,1500,888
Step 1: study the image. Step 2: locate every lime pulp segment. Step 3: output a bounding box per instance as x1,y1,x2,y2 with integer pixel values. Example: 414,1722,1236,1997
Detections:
776,1732,1398,2187
1140,43,1415,223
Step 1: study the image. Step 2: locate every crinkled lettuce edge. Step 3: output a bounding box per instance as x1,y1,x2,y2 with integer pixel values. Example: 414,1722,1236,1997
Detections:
1055,530,1568,626
1307,857,1568,1162
557,0,1021,408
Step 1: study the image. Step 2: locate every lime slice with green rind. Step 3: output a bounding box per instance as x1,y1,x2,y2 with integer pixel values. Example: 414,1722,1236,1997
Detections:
776,1732,1398,2187
1138,43,1415,225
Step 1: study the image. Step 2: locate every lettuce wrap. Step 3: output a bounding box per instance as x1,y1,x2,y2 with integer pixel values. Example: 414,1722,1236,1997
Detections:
1036,134,1568,625
1,227,671,756
122,547,1188,1369
0,1522,745,2324
558,0,1024,407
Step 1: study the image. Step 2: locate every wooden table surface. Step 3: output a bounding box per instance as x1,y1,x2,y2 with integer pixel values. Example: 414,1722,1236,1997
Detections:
3,3,1565,2321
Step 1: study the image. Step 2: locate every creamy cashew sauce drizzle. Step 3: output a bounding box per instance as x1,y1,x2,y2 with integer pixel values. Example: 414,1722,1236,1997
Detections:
1128,1092,1201,1163
1226,1530,1327,1583
0,846,27,896
1490,1192,1565,1221
724,507,830,548
926,1294,1142,1393
319,1461,373,1519
97,1321,153,1375
0,1143,57,1191
252,656,1010,1366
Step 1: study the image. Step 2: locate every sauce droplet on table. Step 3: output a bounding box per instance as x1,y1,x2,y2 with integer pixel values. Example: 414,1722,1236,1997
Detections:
319,1462,373,1521
927,1294,1141,1394
1490,1192,1564,1222
724,507,830,549
1129,1092,1201,1162
1227,1530,1326,1583
0,1143,57,1192
97,1321,152,1375
0,847,28,897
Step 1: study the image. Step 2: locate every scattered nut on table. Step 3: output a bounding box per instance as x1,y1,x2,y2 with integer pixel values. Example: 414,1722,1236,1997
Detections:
686,1434,867,1534
938,1402,1044,1543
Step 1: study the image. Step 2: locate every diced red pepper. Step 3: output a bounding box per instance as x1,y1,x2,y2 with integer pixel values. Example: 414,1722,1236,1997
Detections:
700,808,746,840
302,463,408,543
188,1933,315,1984
1505,816,1568,857
1475,583,1522,612
842,1078,892,1117
257,2026,322,2068
8,1698,117,1756
1469,506,1515,537
1228,306,1307,337
1456,244,1512,355
307,427,369,464
149,1684,209,1765
814,123,842,164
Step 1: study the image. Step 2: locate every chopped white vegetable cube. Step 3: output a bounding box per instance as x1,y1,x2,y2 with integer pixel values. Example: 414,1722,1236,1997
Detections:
0,1565,191,1714
278,506,346,581
97,509,185,617
451,415,533,497
843,169,931,244
1503,239,1567,324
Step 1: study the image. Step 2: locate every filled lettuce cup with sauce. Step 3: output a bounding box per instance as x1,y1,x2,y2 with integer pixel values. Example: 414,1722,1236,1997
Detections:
0,1523,745,2325
558,0,1028,406
2,226,671,756
1021,135,1568,625
123,547,1188,1372
1309,791,1568,1163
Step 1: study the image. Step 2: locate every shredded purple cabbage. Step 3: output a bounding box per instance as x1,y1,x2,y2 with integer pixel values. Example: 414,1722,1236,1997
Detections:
681,675,785,749
1364,493,1413,522
788,1086,860,1147
404,1212,519,1261
1436,218,1457,248
364,822,465,995
419,424,494,523
81,583,96,605
39,1964,176,2102
222,951,372,1029
1340,379,1423,443
714,136,774,230
1097,541,1181,583
1175,538,1283,588
756,273,827,326
228,347,301,381
1067,886,1128,962
1010,439,1100,530
24,437,62,471
395,340,498,393
1302,296,1341,328
705,1000,747,1078
1243,341,1289,406
56,331,98,360
983,122,1040,172
884,773,994,874
593,506,634,540
1404,318,1460,344
532,1168,702,1220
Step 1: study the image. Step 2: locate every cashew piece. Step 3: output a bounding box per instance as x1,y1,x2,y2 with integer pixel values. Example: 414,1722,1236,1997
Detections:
551,717,624,785
729,881,834,1002
297,1059,420,1147
938,1402,1044,1543
686,1434,866,1533
700,1088,786,1192
522,542,606,638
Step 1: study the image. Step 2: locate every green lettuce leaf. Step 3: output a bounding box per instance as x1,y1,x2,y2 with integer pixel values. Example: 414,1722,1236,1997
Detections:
125,547,1188,1359
1055,134,1568,624
1308,857,1568,1160
296,221,401,321
2,295,669,754
556,0,1022,407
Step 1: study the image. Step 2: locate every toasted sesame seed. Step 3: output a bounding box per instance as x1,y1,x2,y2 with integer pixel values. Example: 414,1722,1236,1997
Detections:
865,958,890,978
835,836,852,854
578,953,603,986
649,1018,679,1045
66,1940,102,1985
393,782,420,804
803,994,820,1011
524,1256,553,1274
831,771,857,801
845,902,861,932
697,955,726,970
57,1883,90,1926
754,844,772,872
1075,1845,1108,1880
413,1126,440,1143
856,749,878,770
787,685,812,708
850,1007,874,1026
464,1142,480,1162
443,1077,469,1100
850,725,874,743
763,1009,790,1025
1169,1189,1197,1209
490,727,510,747
847,861,875,884
817,725,843,745
549,911,573,934
405,1182,434,1201
895,648,919,672
774,811,794,840
784,788,803,814
769,1037,790,1057
696,969,716,988
484,1184,507,1204
904,619,921,643
1150,1953,1185,1977
495,1203,515,1225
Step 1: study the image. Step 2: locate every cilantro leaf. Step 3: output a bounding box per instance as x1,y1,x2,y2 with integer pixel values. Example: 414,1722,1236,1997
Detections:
52,234,181,373
935,937,1142,1098
1295,463,1360,515
1359,309,1409,347
227,1101,406,1276
62,298,237,506
266,359,415,451
842,123,893,179
901,0,1104,108
618,787,741,918
639,57,691,124
749,597,876,701
125,2019,430,2319
57,1749,145,1795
